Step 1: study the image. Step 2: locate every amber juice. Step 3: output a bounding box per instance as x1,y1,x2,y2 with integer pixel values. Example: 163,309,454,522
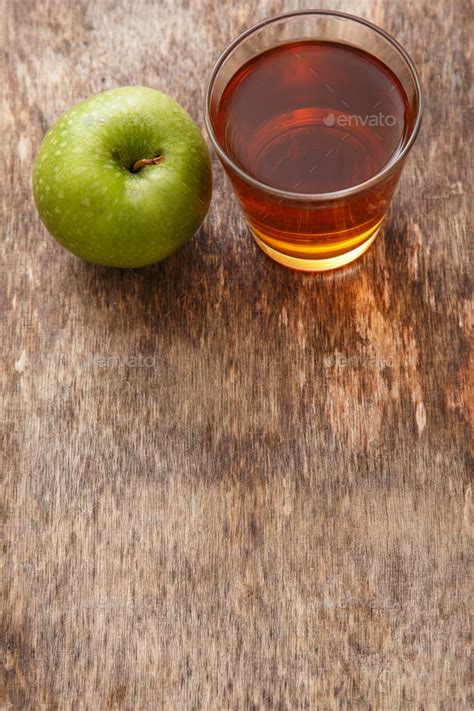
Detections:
214,40,415,270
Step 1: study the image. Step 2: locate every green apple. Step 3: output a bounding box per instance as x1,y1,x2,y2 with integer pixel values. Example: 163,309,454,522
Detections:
33,86,212,267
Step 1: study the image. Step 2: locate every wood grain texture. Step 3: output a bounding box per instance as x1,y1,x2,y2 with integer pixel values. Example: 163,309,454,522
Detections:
2,0,472,709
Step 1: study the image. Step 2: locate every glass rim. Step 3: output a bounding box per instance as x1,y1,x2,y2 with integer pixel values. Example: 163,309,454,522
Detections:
204,9,424,202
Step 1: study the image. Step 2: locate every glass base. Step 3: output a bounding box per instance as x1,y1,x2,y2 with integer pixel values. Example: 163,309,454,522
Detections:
251,224,382,272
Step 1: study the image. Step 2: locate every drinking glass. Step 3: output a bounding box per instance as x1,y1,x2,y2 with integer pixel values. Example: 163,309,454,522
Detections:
204,10,423,271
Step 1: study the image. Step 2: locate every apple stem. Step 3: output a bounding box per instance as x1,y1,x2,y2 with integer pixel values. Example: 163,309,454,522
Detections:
131,155,164,173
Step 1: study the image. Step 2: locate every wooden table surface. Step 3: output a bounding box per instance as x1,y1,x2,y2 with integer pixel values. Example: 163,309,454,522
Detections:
3,1,471,709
